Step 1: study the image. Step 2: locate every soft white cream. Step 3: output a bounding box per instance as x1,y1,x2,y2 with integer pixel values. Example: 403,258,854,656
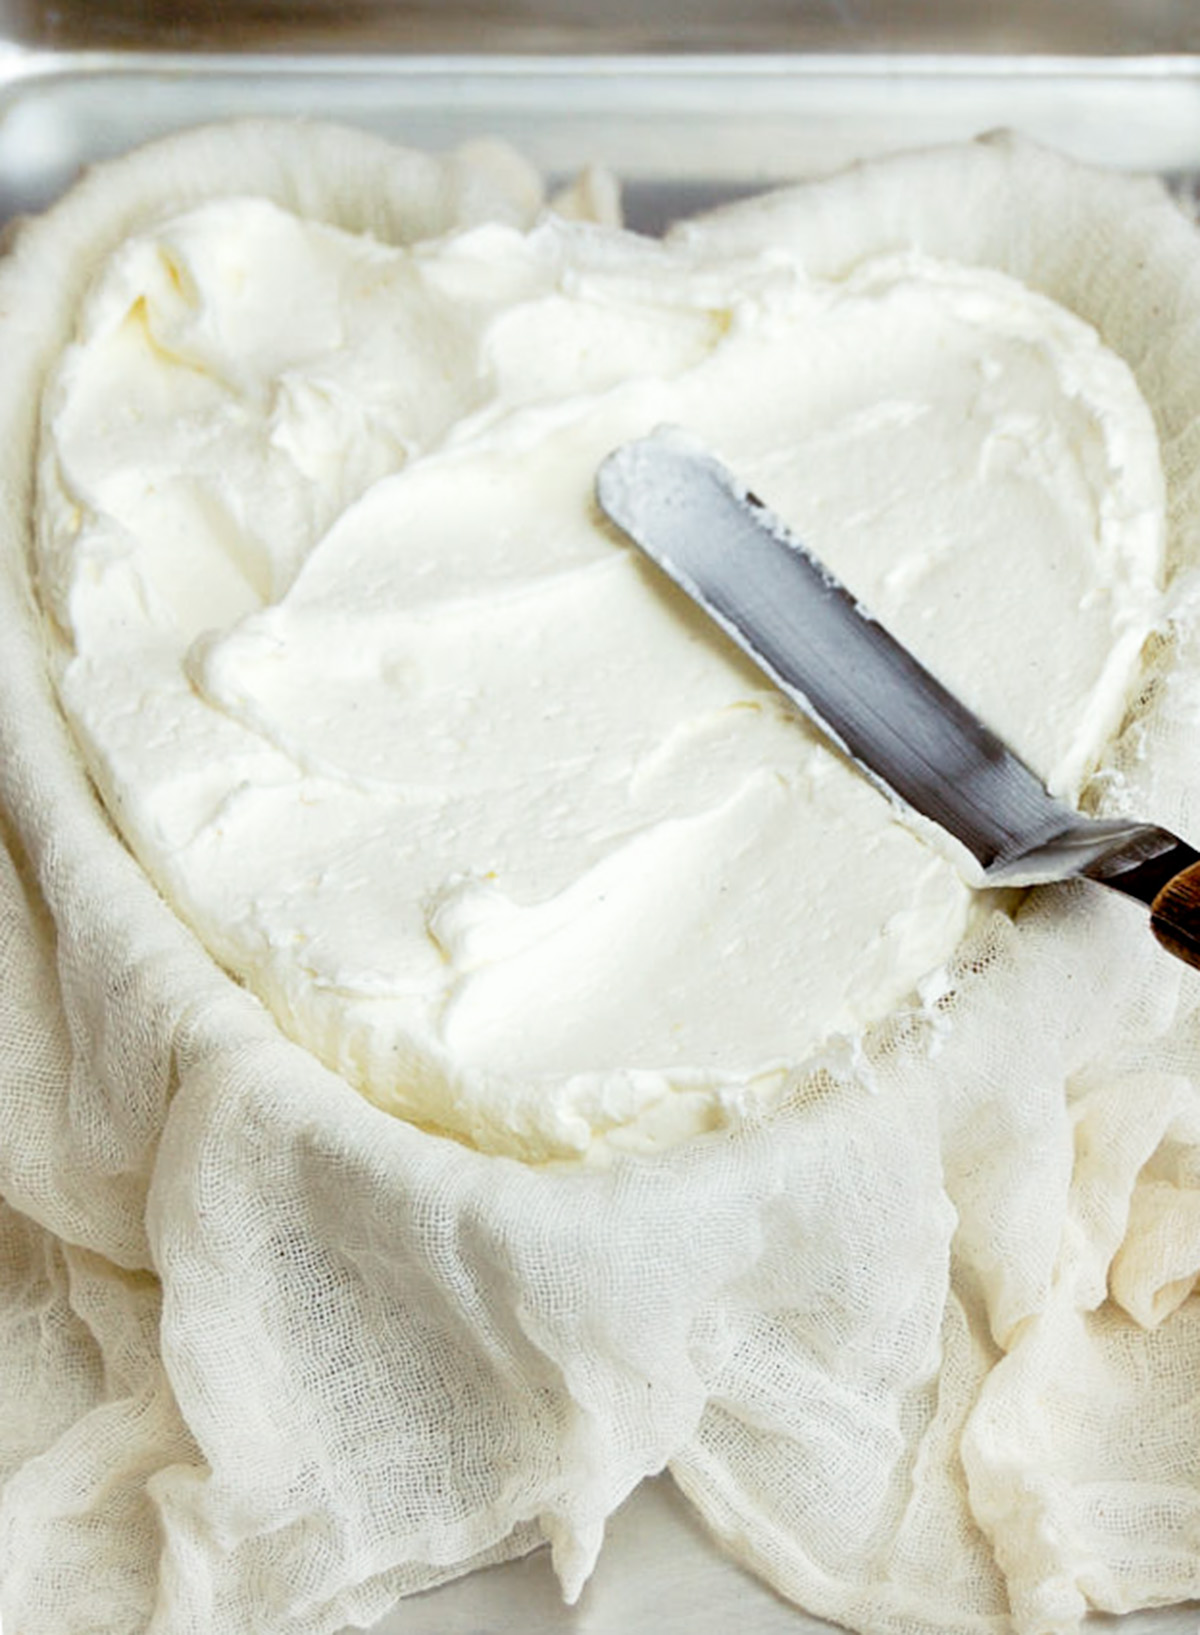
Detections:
36,194,1166,1161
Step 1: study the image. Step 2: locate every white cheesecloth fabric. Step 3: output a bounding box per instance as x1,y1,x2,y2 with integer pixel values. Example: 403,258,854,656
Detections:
3,120,1200,1635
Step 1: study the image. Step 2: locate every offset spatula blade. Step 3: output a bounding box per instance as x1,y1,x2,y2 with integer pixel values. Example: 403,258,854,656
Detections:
595,430,1200,968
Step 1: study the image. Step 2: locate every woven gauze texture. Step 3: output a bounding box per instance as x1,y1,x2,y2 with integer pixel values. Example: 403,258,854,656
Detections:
3,122,1200,1635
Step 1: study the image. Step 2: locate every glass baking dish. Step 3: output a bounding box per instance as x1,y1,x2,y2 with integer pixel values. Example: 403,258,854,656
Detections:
2,39,1199,1635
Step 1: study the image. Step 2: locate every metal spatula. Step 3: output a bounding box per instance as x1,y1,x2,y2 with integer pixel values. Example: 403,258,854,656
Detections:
596,429,1200,971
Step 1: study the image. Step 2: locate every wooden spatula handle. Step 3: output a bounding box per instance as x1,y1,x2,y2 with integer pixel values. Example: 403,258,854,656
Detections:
1150,859,1200,969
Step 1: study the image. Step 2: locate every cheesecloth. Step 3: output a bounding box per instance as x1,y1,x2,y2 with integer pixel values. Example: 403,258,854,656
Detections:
3,120,1200,1635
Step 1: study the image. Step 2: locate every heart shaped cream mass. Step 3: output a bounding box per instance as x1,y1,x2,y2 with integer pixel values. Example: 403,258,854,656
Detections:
35,154,1164,1162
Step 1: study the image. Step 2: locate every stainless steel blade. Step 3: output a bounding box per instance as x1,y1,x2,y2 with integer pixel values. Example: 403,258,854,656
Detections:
595,429,1190,896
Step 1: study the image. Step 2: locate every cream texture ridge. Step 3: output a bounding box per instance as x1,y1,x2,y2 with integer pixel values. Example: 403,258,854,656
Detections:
36,191,1166,1162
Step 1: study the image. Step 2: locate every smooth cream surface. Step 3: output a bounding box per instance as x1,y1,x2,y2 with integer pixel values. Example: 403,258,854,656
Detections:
36,196,1166,1161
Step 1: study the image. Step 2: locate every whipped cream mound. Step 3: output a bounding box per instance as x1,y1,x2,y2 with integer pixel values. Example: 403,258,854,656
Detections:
36,192,1166,1162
